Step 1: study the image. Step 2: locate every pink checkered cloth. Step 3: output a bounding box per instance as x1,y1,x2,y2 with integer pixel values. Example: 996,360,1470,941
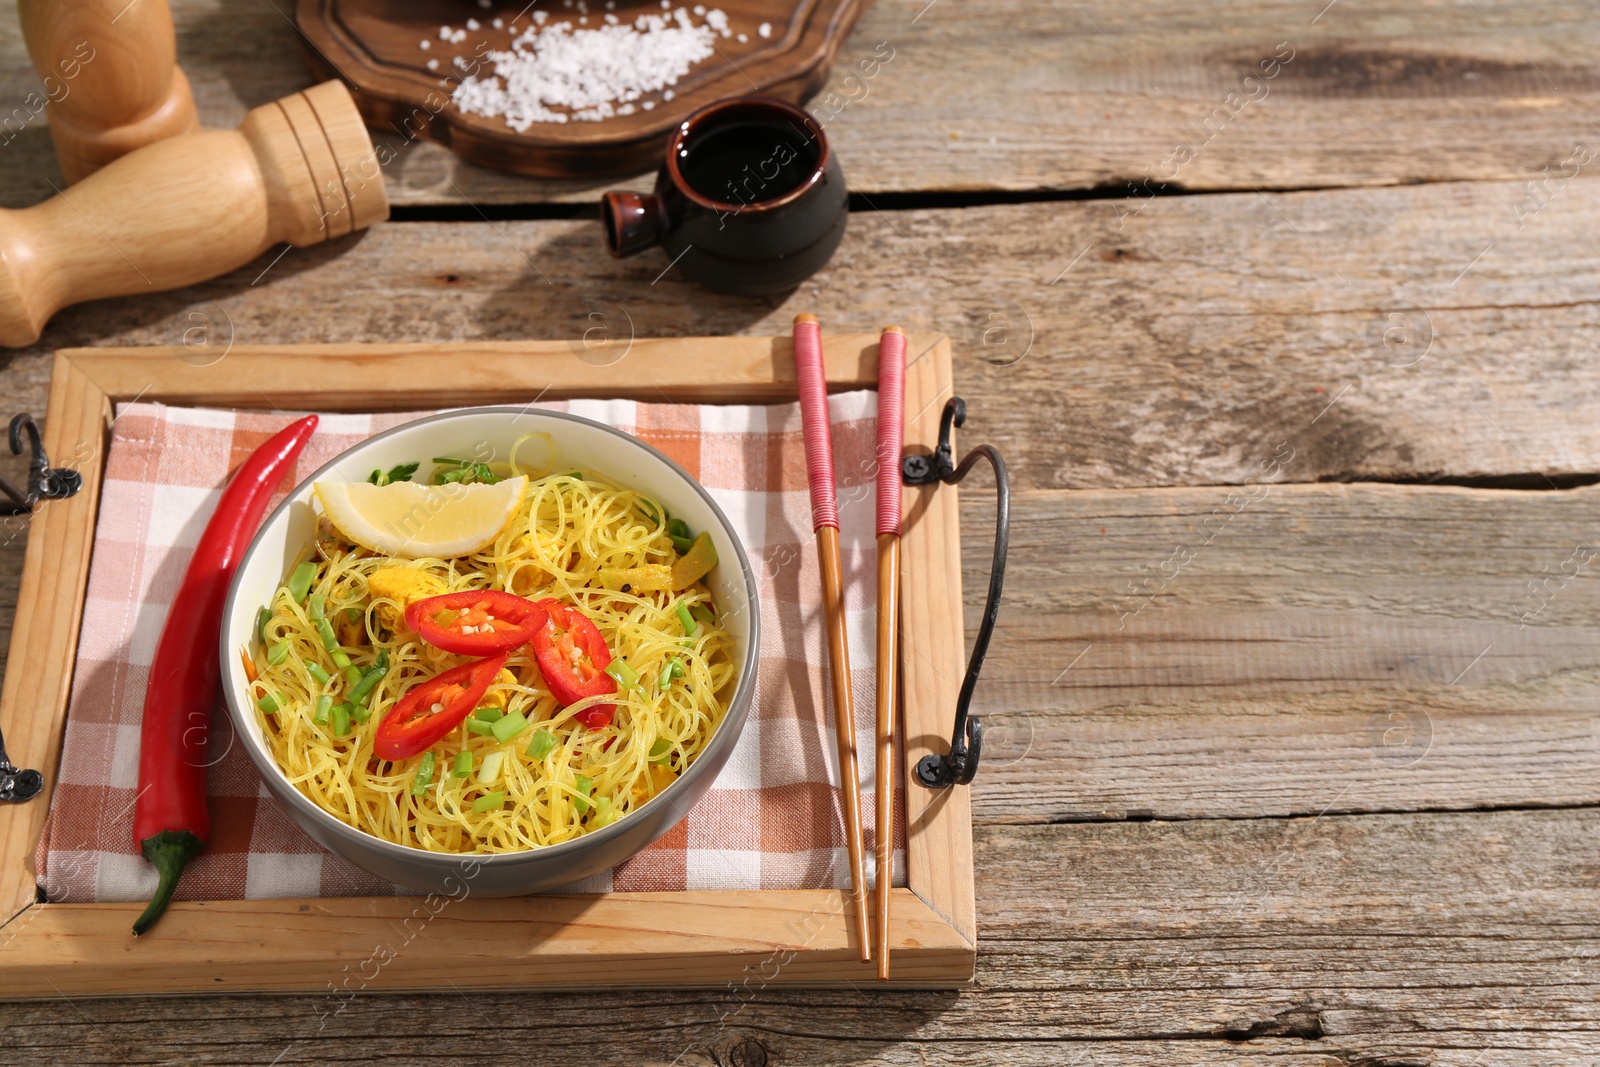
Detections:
35,395,904,901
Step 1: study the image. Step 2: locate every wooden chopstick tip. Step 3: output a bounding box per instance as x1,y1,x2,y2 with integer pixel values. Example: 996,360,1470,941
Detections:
881,325,904,336
793,313,820,326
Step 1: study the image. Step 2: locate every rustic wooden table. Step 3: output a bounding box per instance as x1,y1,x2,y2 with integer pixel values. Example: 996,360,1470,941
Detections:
3,1,1599,1063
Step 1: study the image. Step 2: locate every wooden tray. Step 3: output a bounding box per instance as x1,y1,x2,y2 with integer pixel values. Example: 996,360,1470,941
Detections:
0,334,974,996
295,0,874,177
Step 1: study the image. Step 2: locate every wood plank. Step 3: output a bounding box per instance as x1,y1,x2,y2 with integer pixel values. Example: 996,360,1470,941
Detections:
968,482,1600,822
1,810,1594,1062
0,889,969,998
4,1,1600,204
898,337,974,946
7,179,1600,491
53,333,888,408
0,355,106,923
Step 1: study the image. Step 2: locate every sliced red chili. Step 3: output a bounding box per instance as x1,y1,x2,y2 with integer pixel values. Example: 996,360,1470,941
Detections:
405,590,548,656
373,652,510,760
531,599,616,729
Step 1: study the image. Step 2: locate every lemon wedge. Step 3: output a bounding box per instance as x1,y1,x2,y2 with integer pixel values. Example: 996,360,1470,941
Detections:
314,476,527,559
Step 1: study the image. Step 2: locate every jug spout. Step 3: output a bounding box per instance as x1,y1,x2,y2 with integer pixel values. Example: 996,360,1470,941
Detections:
601,192,664,258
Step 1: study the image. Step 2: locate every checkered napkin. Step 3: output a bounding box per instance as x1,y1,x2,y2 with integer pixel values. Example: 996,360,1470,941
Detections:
34,395,904,901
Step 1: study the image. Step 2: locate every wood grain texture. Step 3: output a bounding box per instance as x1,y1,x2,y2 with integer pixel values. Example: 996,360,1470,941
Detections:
0,355,106,923
1,810,1595,1063
16,0,198,182
5,0,1600,204
1,889,969,998
966,482,1600,823
898,337,975,948
7,179,1600,487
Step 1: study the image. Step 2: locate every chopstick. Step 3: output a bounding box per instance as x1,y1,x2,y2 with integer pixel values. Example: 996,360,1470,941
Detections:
792,312,872,964
873,325,906,980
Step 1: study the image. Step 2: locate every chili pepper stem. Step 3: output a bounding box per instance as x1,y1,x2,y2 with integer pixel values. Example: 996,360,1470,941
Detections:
132,829,204,936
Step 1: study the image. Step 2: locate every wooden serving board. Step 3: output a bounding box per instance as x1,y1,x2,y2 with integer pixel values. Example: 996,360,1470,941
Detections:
0,334,974,996
294,0,874,178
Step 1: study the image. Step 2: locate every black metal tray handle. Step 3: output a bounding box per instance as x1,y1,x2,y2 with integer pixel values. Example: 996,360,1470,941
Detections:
902,397,1009,788
1,413,81,802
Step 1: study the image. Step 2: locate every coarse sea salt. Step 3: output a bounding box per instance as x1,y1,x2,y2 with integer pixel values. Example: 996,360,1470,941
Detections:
451,8,724,128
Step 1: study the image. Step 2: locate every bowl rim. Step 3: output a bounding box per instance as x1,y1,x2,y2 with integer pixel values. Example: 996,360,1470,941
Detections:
219,405,763,870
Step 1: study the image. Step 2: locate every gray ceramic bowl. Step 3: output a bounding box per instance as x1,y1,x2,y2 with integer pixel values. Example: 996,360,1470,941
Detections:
220,407,759,896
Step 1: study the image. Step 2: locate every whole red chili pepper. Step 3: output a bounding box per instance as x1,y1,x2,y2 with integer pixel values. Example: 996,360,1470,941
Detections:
132,414,318,936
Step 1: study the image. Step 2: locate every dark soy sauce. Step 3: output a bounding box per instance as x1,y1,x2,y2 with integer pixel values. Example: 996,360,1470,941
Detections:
678,121,821,206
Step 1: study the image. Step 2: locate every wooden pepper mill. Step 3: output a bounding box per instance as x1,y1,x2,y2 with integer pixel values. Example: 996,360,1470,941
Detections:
19,0,200,182
0,81,390,349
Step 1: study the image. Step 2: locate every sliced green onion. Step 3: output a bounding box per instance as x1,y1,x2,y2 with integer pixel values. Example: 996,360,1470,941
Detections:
466,719,496,737
472,706,505,723
330,703,351,736
605,659,639,690
576,777,601,819
473,791,506,813
649,738,671,759
526,729,557,760
592,796,617,828
491,710,529,744
431,456,467,466
351,703,372,725
562,470,584,481
330,649,352,670
267,641,291,666
675,600,698,637
256,606,271,644
477,750,505,786
343,665,363,685
317,617,338,651
313,694,333,725
410,752,435,796
349,663,387,704
256,692,281,714
307,663,331,686
345,607,363,625
452,752,473,778
689,604,715,627
657,657,686,690
669,535,693,555
287,561,317,604
667,517,690,538
307,593,325,622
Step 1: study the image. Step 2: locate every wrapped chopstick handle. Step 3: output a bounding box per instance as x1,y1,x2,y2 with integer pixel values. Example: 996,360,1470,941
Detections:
793,315,838,531
876,327,906,538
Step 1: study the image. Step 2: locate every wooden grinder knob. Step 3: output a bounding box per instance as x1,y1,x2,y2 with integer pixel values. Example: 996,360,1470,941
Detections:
0,81,390,348
19,0,200,183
